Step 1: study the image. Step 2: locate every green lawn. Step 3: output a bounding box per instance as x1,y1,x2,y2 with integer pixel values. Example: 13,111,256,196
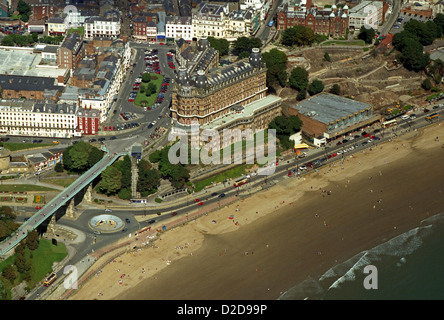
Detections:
3,143,53,152
321,40,366,46
0,184,57,192
0,239,67,298
67,27,84,36
40,178,78,188
134,74,164,107
193,164,254,192
29,239,67,284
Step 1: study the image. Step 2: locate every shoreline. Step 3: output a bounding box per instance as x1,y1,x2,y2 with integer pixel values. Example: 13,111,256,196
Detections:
67,123,444,300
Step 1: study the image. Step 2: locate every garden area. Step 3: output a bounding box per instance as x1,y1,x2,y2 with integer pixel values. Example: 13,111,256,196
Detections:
0,237,67,299
134,73,164,107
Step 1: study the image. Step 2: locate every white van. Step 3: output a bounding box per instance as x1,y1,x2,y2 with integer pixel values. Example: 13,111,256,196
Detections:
401,114,410,120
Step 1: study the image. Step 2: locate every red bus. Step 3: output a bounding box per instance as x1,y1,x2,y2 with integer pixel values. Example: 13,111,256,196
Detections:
44,273,57,287
233,178,248,188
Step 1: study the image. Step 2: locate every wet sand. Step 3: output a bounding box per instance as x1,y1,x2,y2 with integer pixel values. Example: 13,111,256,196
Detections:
69,124,444,300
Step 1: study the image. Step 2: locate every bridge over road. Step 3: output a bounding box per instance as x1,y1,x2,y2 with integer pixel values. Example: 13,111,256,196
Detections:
0,146,128,256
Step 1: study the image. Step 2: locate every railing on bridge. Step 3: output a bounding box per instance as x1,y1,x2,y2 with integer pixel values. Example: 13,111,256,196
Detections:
0,149,128,256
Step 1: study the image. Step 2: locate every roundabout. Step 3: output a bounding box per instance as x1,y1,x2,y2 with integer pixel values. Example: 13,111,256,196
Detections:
89,214,125,233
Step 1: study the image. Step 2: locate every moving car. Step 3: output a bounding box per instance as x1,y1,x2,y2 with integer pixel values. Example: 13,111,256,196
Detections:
401,114,410,120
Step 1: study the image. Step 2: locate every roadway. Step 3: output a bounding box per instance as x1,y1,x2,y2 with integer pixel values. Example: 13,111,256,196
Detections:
379,0,402,36
25,103,443,300
0,148,127,255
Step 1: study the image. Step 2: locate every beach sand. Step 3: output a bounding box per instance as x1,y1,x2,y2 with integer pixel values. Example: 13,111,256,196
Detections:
68,123,444,300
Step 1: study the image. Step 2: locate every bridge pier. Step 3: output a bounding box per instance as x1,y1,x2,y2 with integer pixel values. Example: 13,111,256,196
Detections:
83,184,93,204
65,199,77,219
48,214,57,235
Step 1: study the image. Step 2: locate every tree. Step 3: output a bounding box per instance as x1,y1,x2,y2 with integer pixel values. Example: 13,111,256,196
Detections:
262,48,288,88
169,164,190,189
87,147,104,167
434,13,444,35
428,59,444,83
324,52,331,62
288,67,309,91
142,73,151,83
1,36,14,46
296,89,306,101
358,26,375,44
232,36,262,56
31,32,38,43
2,265,16,282
14,253,30,274
114,155,132,190
97,166,122,195
281,25,315,47
308,79,324,96
329,83,341,95
26,230,39,251
148,145,190,188
146,82,157,96
421,78,433,90
16,0,31,22
207,36,229,56
398,38,429,72
137,165,161,195
392,30,418,51
54,162,64,173
63,141,103,173
403,19,437,46
268,115,303,149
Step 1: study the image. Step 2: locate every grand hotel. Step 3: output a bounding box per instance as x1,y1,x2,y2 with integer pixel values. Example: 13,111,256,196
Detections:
170,40,282,147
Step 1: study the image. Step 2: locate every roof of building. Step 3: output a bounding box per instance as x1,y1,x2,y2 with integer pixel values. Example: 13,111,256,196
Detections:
0,75,61,92
200,94,282,130
290,93,373,125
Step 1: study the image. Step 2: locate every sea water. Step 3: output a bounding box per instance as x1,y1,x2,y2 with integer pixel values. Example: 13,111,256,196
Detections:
278,212,444,300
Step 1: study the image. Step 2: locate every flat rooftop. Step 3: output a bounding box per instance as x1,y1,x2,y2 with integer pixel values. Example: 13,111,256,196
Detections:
201,94,282,131
0,48,68,79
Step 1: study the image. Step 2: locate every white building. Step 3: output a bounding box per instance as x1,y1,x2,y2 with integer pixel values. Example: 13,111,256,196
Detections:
64,9,95,30
0,100,77,138
192,2,230,40
165,16,193,41
78,41,131,122
226,9,258,40
84,17,121,39
348,1,384,30
47,17,66,35
240,0,271,21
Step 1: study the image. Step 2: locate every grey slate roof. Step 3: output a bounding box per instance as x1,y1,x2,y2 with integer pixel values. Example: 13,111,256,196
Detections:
290,93,373,125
